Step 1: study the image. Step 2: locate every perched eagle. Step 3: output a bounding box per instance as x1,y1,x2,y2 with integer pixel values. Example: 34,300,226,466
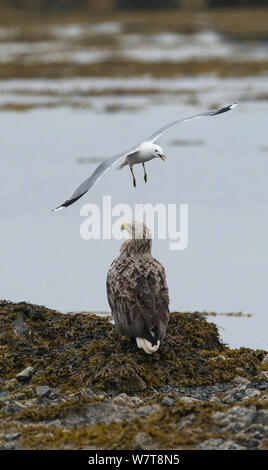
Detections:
106,221,169,354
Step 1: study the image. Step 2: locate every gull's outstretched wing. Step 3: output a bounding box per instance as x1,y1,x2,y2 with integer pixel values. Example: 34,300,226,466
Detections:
148,103,238,143
52,145,139,211
52,103,237,211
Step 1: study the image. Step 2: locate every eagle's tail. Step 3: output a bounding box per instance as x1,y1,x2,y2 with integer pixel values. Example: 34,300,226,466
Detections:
136,337,160,354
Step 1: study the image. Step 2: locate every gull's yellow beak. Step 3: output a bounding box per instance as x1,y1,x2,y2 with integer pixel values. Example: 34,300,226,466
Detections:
160,154,166,161
121,223,125,231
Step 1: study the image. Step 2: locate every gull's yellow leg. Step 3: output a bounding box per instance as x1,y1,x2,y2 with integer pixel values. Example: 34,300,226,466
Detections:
130,167,136,187
142,163,147,183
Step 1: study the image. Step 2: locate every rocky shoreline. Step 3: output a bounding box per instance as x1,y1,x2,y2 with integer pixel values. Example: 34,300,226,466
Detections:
0,300,267,450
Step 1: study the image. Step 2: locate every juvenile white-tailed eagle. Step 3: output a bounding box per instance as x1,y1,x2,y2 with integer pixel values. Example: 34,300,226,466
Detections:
106,221,169,354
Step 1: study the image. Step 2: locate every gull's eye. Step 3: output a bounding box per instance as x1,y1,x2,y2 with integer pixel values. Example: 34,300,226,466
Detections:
155,149,158,152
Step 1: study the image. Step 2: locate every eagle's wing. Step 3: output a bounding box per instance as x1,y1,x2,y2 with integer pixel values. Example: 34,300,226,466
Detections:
107,255,169,345
148,103,238,143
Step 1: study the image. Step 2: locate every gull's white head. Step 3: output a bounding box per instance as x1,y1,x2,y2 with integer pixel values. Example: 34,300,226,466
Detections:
139,141,166,161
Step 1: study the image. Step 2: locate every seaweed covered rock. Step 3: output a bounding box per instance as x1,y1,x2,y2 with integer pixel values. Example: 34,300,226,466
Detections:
0,301,266,394
0,301,267,450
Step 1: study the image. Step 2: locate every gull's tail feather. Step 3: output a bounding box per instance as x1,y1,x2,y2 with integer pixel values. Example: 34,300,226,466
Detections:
116,158,128,170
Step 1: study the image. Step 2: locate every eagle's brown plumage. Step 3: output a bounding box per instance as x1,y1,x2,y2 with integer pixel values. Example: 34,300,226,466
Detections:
106,221,169,354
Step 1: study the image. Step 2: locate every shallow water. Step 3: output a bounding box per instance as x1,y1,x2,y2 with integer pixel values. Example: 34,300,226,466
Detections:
0,20,267,351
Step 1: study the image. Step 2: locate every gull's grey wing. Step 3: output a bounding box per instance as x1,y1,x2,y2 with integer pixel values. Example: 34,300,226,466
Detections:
52,145,139,211
148,103,238,143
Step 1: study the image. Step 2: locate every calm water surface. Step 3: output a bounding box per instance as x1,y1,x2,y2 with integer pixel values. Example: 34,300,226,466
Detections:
0,27,267,350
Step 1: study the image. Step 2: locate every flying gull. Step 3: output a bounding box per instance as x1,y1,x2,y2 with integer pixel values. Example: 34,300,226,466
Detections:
52,103,237,211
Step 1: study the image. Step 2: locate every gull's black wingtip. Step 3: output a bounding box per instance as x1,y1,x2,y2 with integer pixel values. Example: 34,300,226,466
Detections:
215,102,238,115
51,205,64,213
51,191,87,213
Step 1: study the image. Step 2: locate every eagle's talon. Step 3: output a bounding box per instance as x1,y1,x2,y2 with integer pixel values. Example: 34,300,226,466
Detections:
121,335,130,342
